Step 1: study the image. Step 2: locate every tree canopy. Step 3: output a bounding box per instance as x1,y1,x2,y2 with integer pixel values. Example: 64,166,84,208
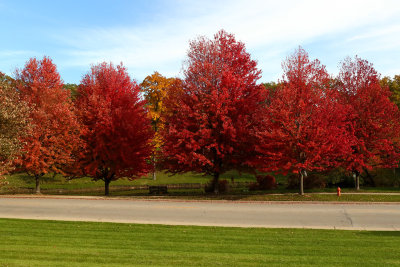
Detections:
0,73,29,186
76,62,153,195
14,57,81,193
140,72,176,180
161,30,266,193
336,57,400,189
256,47,354,195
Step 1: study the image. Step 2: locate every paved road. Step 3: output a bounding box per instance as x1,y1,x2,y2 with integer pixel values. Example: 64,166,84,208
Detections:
0,196,399,230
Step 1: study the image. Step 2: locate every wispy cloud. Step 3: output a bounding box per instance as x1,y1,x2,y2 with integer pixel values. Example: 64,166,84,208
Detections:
50,0,400,82
0,50,38,74
0,50,34,57
344,24,400,53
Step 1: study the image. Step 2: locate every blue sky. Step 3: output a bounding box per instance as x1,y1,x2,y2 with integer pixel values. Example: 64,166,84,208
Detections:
1,0,400,84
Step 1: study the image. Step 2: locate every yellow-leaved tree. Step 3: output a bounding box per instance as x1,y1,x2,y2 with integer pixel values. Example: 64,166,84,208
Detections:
140,72,175,180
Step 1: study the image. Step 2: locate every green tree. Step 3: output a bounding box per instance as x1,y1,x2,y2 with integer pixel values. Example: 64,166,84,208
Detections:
63,83,79,100
263,82,279,105
381,75,400,180
381,75,400,108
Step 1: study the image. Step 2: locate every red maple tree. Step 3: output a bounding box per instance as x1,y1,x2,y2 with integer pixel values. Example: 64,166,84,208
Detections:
14,57,81,193
75,62,153,195
257,47,354,195
336,56,400,189
161,30,266,193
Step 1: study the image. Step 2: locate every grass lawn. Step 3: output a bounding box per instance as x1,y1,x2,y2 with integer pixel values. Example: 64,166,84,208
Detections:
0,218,399,266
2,171,400,202
234,193,400,202
131,192,400,202
1,171,255,192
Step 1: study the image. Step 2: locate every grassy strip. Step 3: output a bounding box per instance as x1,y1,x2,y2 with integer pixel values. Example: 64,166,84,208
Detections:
2,171,400,202
239,193,400,202
3,187,400,202
115,192,400,202
3,171,399,192
1,171,254,191
0,218,399,266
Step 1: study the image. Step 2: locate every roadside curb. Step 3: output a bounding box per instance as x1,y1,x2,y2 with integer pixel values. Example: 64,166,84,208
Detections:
1,194,399,205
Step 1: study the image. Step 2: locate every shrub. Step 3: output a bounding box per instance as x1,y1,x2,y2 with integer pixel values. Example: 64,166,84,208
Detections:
325,168,354,188
326,168,400,188
286,173,326,189
204,179,229,193
368,168,400,187
249,175,277,191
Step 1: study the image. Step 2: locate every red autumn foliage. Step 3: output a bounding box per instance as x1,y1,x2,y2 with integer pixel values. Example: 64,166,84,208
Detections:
336,56,400,189
75,62,153,195
257,47,354,195
161,30,266,193
14,57,81,193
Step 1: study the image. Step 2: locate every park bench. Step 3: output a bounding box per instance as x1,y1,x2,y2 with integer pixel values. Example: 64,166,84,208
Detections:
149,185,168,194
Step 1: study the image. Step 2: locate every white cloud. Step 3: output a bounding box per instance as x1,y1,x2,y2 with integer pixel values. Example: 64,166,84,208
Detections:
344,24,400,52
54,0,400,82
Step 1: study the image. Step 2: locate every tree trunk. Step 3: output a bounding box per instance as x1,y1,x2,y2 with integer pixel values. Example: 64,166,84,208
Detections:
356,175,360,190
362,168,375,187
353,172,360,191
299,171,304,196
213,172,220,194
152,156,156,181
35,175,41,194
105,179,111,196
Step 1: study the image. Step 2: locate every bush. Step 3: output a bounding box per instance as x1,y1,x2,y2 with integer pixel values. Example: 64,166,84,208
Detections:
286,173,326,189
325,168,354,188
249,175,277,191
368,168,399,187
204,179,229,193
326,168,400,188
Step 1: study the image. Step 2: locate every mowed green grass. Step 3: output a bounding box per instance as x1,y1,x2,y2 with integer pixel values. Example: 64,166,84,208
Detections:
0,219,399,267
156,193,400,202
2,172,400,202
2,171,255,191
3,171,399,193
